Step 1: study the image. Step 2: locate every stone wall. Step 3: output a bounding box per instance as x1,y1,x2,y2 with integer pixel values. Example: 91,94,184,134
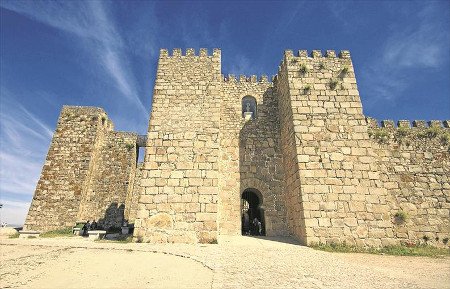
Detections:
126,163,144,223
25,48,449,247
24,106,138,231
219,76,288,236
25,106,110,231
77,131,138,229
276,50,395,246
134,48,222,243
367,119,450,247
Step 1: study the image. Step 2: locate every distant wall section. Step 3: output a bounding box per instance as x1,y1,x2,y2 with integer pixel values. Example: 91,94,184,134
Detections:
24,106,139,231
24,106,110,231
368,119,450,246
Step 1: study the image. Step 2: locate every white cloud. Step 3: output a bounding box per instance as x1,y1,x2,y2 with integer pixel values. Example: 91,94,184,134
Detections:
0,91,53,226
383,24,448,69
0,199,30,226
1,0,149,119
360,4,449,106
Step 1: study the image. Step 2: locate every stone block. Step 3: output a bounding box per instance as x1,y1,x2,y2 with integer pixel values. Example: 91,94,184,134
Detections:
146,213,173,229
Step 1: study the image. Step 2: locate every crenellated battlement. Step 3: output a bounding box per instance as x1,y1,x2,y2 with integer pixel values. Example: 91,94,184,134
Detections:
223,74,271,84
283,49,351,60
366,117,450,129
159,48,221,58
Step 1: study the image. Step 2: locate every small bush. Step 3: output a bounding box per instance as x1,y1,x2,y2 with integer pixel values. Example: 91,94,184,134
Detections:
394,211,407,224
125,143,135,151
340,67,349,76
440,133,450,145
74,222,85,229
396,127,409,138
371,129,389,144
303,85,311,94
425,126,441,138
319,63,325,70
299,64,308,75
443,237,449,245
423,235,430,243
9,232,19,239
208,238,218,244
329,79,338,90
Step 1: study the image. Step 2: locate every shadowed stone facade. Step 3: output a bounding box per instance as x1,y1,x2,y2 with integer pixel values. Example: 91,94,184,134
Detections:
24,48,450,247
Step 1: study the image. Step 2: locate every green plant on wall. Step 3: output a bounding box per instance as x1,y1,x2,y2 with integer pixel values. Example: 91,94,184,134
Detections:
426,126,440,138
369,129,389,144
395,127,409,144
303,85,311,95
125,143,135,151
418,126,441,139
394,211,407,224
318,63,325,70
339,67,349,78
299,64,308,75
329,79,338,90
439,132,450,145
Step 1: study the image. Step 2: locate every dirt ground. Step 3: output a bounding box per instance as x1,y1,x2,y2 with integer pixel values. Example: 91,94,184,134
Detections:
1,235,449,289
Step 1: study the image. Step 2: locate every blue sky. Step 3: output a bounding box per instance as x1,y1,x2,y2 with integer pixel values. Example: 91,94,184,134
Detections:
1,0,449,225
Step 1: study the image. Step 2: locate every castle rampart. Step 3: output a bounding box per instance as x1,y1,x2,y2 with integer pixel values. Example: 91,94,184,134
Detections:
367,118,450,246
23,48,449,247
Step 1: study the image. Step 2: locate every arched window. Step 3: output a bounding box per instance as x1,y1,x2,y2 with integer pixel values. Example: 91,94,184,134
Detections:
242,96,257,120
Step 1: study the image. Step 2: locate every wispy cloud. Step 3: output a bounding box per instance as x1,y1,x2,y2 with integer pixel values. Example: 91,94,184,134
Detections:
0,89,53,225
1,0,148,118
361,4,449,106
382,7,449,69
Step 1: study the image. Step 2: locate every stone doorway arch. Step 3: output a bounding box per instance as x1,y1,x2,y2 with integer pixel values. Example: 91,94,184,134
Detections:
241,188,265,236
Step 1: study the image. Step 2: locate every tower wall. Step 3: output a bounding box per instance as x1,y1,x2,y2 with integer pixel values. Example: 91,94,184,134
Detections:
277,50,394,246
77,131,138,228
24,106,110,231
134,48,222,243
367,119,450,246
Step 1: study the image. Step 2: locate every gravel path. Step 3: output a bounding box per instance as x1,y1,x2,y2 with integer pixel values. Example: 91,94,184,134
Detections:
1,236,449,289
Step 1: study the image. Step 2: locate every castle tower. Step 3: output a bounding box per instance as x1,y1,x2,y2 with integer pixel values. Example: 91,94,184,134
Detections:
133,49,222,243
24,106,111,230
276,50,392,246
24,106,139,231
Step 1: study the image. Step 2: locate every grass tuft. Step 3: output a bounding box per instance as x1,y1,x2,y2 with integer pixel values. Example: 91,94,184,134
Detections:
312,243,450,258
40,227,73,238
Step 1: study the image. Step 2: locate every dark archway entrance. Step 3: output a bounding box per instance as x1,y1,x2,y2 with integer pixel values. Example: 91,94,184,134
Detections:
241,189,265,236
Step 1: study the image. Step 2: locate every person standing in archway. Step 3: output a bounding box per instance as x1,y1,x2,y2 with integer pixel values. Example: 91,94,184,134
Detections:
252,217,261,236
242,211,250,235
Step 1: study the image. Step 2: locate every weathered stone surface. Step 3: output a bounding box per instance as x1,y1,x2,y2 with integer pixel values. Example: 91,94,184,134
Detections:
145,213,173,229
24,49,449,247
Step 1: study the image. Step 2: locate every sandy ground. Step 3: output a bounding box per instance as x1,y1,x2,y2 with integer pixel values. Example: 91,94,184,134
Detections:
1,235,449,289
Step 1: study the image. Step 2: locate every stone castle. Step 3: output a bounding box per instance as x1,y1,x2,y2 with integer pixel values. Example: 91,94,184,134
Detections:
24,48,450,247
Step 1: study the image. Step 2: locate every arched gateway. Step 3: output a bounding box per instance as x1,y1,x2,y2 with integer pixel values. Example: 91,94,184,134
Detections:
241,188,265,236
